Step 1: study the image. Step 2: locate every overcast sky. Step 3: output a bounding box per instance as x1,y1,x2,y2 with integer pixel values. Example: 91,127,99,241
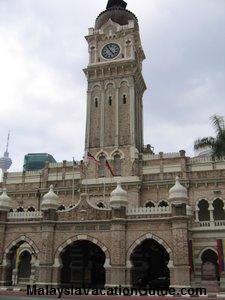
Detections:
0,0,224,172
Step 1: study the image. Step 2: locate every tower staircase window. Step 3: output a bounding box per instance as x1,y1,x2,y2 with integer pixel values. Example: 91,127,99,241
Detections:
123,94,127,104
95,98,98,108
109,96,112,106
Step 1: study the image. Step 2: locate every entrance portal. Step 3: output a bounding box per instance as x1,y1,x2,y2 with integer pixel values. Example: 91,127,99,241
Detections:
131,239,170,288
60,240,105,288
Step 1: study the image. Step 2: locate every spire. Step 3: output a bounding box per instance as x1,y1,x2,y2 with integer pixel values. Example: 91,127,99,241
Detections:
106,0,127,10
5,131,10,155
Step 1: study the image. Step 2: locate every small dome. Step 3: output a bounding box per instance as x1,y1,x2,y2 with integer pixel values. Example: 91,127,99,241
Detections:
169,177,188,200
41,185,59,211
0,188,12,212
110,182,128,208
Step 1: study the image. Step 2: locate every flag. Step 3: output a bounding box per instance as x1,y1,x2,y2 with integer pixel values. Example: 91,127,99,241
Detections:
87,152,100,166
106,160,114,176
217,239,225,272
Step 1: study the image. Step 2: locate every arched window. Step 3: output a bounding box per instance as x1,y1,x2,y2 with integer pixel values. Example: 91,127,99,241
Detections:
17,207,24,212
145,201,155,208
213,199,225,220
201,249,219,282
113,154,121,176
123,94,127,104
27,207,35,212
98,155,106,177
97,202,105,209
18,251,32,283
109,96,112,106
58,205,65,211
9,208,13,212
159,201,169,208
198,199,210,221
95,98,98,108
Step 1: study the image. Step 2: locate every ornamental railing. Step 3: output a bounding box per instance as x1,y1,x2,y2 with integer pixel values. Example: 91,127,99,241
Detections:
126,206,171,216
7,211,43,219
199,220,225,228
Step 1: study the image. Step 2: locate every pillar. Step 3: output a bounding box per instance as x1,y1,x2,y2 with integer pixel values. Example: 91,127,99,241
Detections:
36,210,57,286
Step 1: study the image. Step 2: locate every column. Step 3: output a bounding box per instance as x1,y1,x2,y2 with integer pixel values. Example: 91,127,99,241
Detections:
170,216,191,289
100,88,105,148
0,212,8,286
115,87,119,147
129,84,135,146
36,217,56,286
85,90,91,150
106,218,127,287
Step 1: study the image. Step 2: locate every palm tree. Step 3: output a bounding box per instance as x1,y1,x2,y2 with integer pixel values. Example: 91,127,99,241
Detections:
194,115,225,160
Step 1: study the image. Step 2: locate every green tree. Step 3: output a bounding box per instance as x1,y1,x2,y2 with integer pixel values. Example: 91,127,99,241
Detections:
194,115,225,160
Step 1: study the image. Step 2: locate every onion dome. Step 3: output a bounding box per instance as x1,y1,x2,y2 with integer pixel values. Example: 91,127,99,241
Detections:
95,0,138,30
41,185,59,211
110,182,128,208
0,188,12,212
169,177,188,203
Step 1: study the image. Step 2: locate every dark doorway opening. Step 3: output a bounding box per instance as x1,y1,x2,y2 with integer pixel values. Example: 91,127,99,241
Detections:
131,239,170,289
18,251,32,283
60,240,105,288
201,249,219,282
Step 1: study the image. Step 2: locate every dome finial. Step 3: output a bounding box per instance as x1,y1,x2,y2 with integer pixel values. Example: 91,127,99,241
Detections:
0,187,12,212
169,176,188,202
106,0,127,10
41,185,59,211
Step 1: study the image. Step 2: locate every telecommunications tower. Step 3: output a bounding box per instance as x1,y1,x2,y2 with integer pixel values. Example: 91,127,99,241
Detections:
0,132,12,176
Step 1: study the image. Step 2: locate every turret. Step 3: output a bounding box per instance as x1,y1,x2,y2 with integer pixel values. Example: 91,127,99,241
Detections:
169,177,188,216
41,185,59,220
0,188,12,212
110,182,128,209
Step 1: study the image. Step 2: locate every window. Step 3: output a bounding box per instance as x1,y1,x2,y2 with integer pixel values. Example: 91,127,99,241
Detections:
109,96,112,106
198,199,210,221
27,207,35,212
17,207,24,212
123,94,127,104
95,98,98,108
213,199,225,220
97,202,105,209
113,154,121,176
58,205,65,211
159,201,169,208
98,155,106,177
145,201,155,208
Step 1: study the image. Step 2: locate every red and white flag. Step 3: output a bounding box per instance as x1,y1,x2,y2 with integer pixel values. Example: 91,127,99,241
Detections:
87,152,100,166
106,160,114,177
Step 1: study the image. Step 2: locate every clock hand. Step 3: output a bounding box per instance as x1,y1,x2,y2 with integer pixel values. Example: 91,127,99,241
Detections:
106,45,114,55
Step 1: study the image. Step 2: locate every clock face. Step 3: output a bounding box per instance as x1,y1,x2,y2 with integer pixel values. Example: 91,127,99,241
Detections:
102,43,120,59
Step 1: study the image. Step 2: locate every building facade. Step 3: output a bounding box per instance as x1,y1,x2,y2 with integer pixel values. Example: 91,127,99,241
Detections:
0,0,225,292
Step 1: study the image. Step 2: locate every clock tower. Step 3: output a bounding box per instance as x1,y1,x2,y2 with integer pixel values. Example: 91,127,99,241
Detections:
84,0,146,176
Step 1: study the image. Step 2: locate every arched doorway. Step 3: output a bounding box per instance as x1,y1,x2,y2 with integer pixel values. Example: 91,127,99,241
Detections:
4,242,33,286
60,240,106,288
201,249,219,282
130,239,170,289
18,251,32,284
